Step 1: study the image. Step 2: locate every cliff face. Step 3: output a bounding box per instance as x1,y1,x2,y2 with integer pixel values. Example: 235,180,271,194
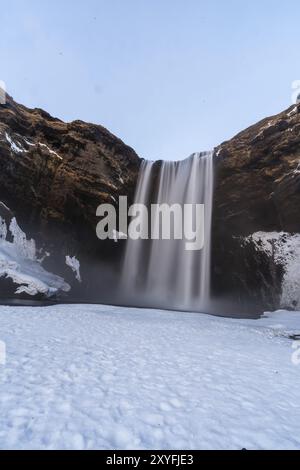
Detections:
1,94,300,313
0,95,140,232
0,95,141,302
212,103,300,313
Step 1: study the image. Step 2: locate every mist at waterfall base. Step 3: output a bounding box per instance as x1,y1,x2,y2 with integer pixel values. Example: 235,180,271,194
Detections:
119,152,218,314
0,150,262,318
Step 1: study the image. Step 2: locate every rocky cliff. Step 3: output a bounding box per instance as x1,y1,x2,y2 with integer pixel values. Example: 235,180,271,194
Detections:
1,94,300,314
0,94,141,302
212,103,300,313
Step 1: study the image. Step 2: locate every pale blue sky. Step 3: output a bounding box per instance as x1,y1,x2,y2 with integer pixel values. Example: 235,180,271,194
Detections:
1,0,300,160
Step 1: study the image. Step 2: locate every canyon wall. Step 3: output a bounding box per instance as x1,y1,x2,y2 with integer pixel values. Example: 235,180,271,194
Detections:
1,94,300,314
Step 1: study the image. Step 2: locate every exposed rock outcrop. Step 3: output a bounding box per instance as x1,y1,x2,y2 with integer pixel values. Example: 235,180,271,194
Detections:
0,95,141,302
212,103,300,313
1,93,300,314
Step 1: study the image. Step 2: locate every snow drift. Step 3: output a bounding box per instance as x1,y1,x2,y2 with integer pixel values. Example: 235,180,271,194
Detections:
0,209,70,297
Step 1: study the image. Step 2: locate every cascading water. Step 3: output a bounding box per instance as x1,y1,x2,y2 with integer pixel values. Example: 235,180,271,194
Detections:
121,152,214,312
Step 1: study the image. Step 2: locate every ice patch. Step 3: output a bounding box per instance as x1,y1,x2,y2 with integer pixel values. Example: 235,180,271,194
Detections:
24,138,35,147
244,232,300,309
9,218,36,260
19,138,63,160
292,163,300,175
5,133,27,154
0,242,70,297
0,201,11,212
287,106,298,117
38,143,63,160
0,215,70,296
65,256,81,283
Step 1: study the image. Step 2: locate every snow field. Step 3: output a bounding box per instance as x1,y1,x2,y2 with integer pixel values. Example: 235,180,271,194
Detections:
0,304,299,450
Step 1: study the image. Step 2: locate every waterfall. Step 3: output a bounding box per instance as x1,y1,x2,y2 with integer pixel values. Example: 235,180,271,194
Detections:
121,152,214,312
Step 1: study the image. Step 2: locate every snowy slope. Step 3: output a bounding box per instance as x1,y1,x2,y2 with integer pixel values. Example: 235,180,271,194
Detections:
0,304,299,450
0,214,70,297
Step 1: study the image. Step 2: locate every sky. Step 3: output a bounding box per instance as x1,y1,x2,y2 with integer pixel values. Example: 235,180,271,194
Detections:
1,0,300,160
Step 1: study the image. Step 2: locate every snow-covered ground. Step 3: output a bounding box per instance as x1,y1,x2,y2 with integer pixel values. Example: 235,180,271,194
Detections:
0,304,300,450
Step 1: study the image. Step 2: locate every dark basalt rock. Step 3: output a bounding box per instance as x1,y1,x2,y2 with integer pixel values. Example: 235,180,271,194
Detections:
0,94,141,302
1,94,300,313
212,103,300,313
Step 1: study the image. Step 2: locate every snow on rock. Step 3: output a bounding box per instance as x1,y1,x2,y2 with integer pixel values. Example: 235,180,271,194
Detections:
9,217,36,260
0,215,70,297
0,241,70,297
244,232,300,309
23,138,35,147
5,132,27,154
252,120,276,140
287,106,298,117
293,163,300,175
2,131,63,160
36,250,50,263
65,256,81,283
38,143,63,160
0,202,11,212
0,304,299,450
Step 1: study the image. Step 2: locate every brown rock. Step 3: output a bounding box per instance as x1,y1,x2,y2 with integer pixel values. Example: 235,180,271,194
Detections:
0,95,141,301
212,103,300,313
